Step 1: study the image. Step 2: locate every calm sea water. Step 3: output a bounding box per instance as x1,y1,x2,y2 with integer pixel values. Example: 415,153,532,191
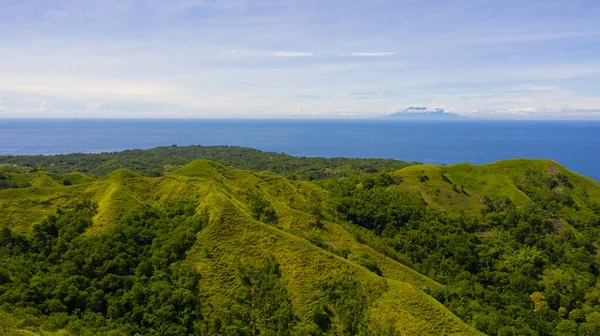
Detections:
1,119,599,181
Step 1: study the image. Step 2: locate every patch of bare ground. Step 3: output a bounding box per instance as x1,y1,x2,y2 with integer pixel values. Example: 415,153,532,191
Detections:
549,217,565,232
481,231,494,239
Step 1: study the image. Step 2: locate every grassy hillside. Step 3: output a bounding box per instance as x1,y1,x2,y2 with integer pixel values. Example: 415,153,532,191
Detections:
0,160,477,335
2,152,600,335
393,159,600,213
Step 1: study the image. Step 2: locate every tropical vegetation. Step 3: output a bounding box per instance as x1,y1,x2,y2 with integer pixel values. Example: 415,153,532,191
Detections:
1,146,599,335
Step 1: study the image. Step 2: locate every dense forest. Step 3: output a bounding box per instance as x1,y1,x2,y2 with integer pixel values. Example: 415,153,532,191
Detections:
1,146,600,335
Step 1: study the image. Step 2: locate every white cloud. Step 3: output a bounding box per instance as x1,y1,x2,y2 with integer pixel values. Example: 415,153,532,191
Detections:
0,100,4,111
501,107,538,114
39,101,48,111
350,52,396,57
272,51,314,57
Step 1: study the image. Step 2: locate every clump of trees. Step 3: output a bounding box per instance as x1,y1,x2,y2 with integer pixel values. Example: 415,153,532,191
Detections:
247,189,278,224
310,275,388,335
0,172,29,190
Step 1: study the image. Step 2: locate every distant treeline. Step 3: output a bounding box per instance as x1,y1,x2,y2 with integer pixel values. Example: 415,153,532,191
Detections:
0,145,416,180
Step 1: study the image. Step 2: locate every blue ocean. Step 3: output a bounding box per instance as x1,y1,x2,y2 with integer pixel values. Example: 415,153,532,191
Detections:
1,119,599,181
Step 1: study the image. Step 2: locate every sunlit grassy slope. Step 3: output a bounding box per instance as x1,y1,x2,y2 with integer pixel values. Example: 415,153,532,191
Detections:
394,159,600,215
0,159,481,335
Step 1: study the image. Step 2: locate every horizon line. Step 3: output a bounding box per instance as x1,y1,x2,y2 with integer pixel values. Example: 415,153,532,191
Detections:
2,116,600,121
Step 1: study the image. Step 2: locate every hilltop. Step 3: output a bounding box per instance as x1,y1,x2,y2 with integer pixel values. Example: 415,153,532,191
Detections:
1,148,599,335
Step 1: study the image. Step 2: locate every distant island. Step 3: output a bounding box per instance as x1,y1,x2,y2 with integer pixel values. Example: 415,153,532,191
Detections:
385,106,464,119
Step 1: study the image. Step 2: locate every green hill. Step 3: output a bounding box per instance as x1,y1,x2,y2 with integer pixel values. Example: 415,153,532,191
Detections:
394,159,600,213
1,150,600,335
0,160,478,335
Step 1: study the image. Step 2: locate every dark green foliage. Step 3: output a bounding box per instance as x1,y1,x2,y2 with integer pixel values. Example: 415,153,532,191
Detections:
311,302,332,332
247,189,279,224
349,253,382,276
324,173,426,235
418,170,429,182
0,173,15,190
307,199,324,228
0,171,29,189
0,199,207,335
0,145,416,180
516,169,579,211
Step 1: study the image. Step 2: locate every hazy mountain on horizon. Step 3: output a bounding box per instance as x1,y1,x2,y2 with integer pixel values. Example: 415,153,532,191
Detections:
385,107,464,119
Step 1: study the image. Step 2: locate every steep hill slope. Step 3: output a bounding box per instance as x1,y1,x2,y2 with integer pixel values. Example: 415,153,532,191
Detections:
0,160,478,335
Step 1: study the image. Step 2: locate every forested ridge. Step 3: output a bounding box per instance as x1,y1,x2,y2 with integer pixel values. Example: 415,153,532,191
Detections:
0,145,415,180
1,146,600,335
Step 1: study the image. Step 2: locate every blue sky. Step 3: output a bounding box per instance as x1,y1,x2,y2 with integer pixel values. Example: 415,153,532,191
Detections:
1,0,600,119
